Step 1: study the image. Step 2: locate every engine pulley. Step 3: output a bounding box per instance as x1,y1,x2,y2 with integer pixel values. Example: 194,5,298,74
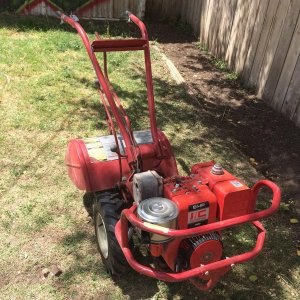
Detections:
180,232,223,269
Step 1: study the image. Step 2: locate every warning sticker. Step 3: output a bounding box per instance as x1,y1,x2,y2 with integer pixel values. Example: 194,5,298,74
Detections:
188,201,209,228
230,180,243,188
84,138,107,161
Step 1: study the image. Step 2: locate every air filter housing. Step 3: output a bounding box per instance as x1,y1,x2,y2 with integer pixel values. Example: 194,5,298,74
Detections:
137,197,178,243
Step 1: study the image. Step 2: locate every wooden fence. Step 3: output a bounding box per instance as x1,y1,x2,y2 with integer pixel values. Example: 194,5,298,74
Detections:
147,0,300,129
10,0,146,19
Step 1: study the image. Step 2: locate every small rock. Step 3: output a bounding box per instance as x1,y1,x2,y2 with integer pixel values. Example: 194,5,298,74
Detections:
42,268,50,278
50,265,63,277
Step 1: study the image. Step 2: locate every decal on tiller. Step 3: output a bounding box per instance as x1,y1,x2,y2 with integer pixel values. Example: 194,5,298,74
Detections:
188,201,209,228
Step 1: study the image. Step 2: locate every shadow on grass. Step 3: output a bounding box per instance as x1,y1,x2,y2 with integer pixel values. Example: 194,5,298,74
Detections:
56,213,298,299
57,227,160,299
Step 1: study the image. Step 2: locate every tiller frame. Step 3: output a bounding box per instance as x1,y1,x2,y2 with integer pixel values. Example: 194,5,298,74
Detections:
57,11,281,291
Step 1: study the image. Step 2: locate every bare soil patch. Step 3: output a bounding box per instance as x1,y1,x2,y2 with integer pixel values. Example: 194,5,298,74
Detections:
148,21,300,209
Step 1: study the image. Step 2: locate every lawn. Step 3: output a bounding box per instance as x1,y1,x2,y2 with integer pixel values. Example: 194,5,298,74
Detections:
0,14,299,299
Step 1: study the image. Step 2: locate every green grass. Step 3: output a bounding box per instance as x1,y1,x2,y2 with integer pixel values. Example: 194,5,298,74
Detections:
0,14,299,300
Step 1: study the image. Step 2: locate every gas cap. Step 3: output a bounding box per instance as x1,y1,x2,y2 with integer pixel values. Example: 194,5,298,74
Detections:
211,163,224,175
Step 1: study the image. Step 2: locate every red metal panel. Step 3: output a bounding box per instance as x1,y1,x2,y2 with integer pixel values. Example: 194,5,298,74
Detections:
164,181,218,229
92,39,147,52
65,129,178,192
191,162,255,220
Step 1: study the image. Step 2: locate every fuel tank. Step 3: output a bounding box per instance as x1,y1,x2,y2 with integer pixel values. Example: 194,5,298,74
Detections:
191,161,255,220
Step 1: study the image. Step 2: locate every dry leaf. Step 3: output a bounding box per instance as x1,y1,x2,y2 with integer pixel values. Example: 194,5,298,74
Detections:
290,218,299,224
249,275,258,282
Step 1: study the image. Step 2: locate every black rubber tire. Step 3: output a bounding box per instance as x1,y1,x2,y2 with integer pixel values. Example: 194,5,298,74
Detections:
83,192,95,217
93,191,130,275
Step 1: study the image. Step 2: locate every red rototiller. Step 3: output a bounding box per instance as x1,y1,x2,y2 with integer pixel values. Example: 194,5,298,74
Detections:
58,11,281,291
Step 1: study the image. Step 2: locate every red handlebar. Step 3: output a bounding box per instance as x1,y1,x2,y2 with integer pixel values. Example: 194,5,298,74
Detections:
56,11,161,170
116,220,265,288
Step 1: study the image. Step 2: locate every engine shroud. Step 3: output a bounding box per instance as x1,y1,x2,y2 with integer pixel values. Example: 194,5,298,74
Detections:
164,177,218,230
147,163,255,271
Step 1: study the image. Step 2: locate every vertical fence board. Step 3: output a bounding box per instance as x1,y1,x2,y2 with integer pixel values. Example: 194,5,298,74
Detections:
272,16,300,111
199,0,207,44
242,0,270,83
203,0,214,47
217,0,237,59
248,0,280,86
213,0,229,58
236,0,260,73
263,1,300,102
187,0,195,25
208,0,220,53
191,0,201,35
227,0,252,69
257,0,290,97
282,54,300,119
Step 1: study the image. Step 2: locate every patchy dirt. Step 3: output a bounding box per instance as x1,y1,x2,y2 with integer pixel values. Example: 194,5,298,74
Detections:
147,22,300,209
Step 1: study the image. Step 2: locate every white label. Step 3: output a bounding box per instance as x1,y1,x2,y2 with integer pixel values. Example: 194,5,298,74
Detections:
230,180,243,188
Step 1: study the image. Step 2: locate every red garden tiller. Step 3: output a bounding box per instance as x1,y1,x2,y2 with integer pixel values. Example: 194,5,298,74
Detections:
58,11,281,291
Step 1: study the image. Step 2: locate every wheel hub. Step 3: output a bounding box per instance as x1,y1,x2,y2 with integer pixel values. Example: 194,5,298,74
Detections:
96,213,109,259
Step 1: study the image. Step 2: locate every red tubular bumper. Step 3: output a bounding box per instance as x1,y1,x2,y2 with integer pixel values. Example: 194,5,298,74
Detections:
115,180,280,289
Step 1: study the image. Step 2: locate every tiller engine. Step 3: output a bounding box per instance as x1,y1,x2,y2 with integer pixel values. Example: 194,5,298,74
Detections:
57,11,281,291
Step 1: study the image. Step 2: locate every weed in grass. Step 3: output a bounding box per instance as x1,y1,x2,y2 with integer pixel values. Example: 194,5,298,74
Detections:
195,41,210,54
33,213,54,231
20,202,36,216
196,42,241,82
227,70,240,82
213,58,228,71
212,58,240,81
